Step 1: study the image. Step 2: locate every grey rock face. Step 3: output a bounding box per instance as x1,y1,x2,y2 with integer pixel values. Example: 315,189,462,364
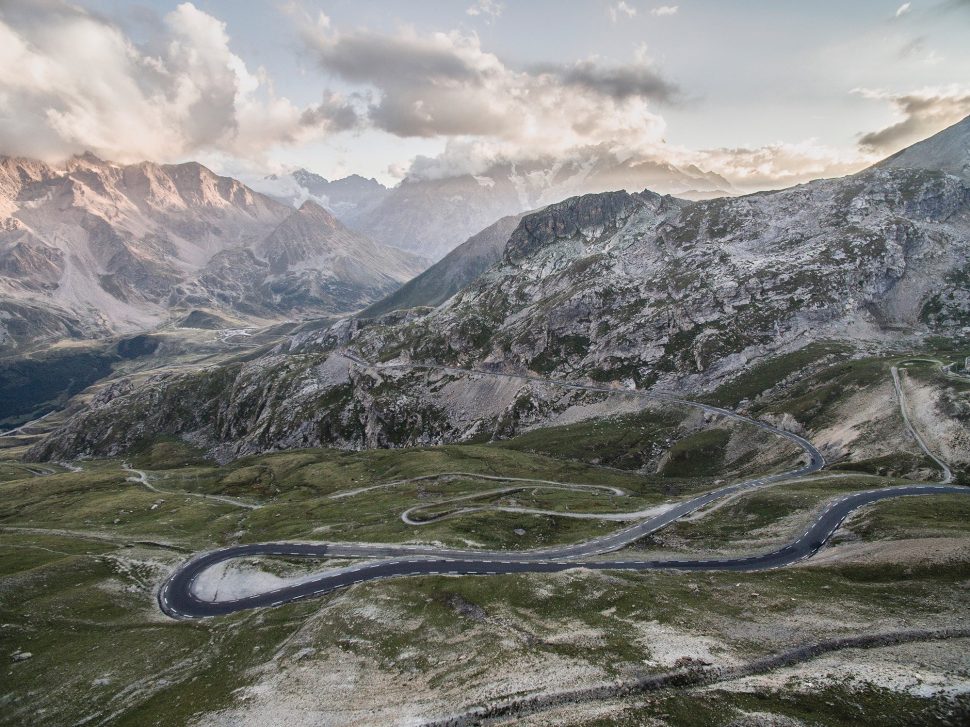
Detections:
875,113,970,182
503,190,657,263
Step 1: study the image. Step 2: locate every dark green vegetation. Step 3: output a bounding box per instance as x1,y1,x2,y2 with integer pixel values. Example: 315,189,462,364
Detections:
659,429,733,478
0,530,303,727
5,513,968,727
0,335,164,431
704,342,850,408
177,308,238,329
497,404,800,485
497,408,681,470
851,494,970,542
644,475,961,556
833,452,939,478
2,457,967,727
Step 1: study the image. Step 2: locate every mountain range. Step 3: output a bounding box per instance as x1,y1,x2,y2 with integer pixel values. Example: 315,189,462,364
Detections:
0,154,426,352
27,115,970,462
260,150,735,261
1,144,737,352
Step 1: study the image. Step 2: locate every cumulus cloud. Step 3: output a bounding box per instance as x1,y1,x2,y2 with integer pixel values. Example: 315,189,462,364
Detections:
609,2,637,22
303,23,674,175
0,1,353,163
651,5,679,16
854,86,970,153
300,17,881,191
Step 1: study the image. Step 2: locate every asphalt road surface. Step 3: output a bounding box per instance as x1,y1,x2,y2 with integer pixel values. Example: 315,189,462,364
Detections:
158,353,966,619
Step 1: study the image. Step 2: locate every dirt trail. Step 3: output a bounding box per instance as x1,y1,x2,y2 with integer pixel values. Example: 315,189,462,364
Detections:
890,367,953,483
122,464,262,510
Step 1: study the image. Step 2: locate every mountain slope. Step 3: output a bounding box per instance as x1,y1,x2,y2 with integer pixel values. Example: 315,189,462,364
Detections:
0,156,426,350
360,214,523,317
349,173,524,261
346,161,969,390
248,201,426,313
875,114,970,181
28,116,970,462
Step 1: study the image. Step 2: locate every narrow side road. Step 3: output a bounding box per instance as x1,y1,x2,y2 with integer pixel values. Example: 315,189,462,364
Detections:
123,464,261,510
890,367,953,483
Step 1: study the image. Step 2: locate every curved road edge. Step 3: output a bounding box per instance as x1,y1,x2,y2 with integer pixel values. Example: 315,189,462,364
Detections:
157,353,966,619
158,483,969,618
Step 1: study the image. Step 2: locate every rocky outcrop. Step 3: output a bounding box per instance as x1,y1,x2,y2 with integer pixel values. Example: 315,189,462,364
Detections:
503,191,653,263
340,164,970,387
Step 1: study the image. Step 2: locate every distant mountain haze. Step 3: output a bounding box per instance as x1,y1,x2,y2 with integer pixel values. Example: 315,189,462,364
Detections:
263,150,735,262
361,213,525,318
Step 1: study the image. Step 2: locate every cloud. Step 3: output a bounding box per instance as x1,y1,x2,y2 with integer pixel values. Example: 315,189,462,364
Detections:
0,1,353,163
854,86,970,153
535,59,681,102
932,0,970,14
896,36,944,65
895,2,912,17
303,23,674,171
695,85,970,190
466,0,503,20
651,5,679,16
298,91,362,132
691,140,873,191
301,18,874,191
609,2,637,22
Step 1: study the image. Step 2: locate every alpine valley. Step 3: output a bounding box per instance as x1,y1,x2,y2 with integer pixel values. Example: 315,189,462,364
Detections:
3,80,970,727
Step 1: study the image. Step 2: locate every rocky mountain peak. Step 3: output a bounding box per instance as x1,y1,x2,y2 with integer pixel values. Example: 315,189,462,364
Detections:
293,168,328,187
61,152,115,177
297,198,338,222
503,190,647,264
158,161,281,214
254,195,427,288
0,157,56,215
0,152,425,350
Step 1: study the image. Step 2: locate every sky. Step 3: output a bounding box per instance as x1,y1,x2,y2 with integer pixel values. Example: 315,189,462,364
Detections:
1,0,969,191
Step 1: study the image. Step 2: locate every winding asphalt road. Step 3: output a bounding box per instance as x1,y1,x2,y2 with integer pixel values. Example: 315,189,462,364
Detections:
157,353,967,619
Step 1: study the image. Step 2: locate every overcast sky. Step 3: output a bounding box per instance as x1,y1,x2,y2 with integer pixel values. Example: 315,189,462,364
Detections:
1,0,969,190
